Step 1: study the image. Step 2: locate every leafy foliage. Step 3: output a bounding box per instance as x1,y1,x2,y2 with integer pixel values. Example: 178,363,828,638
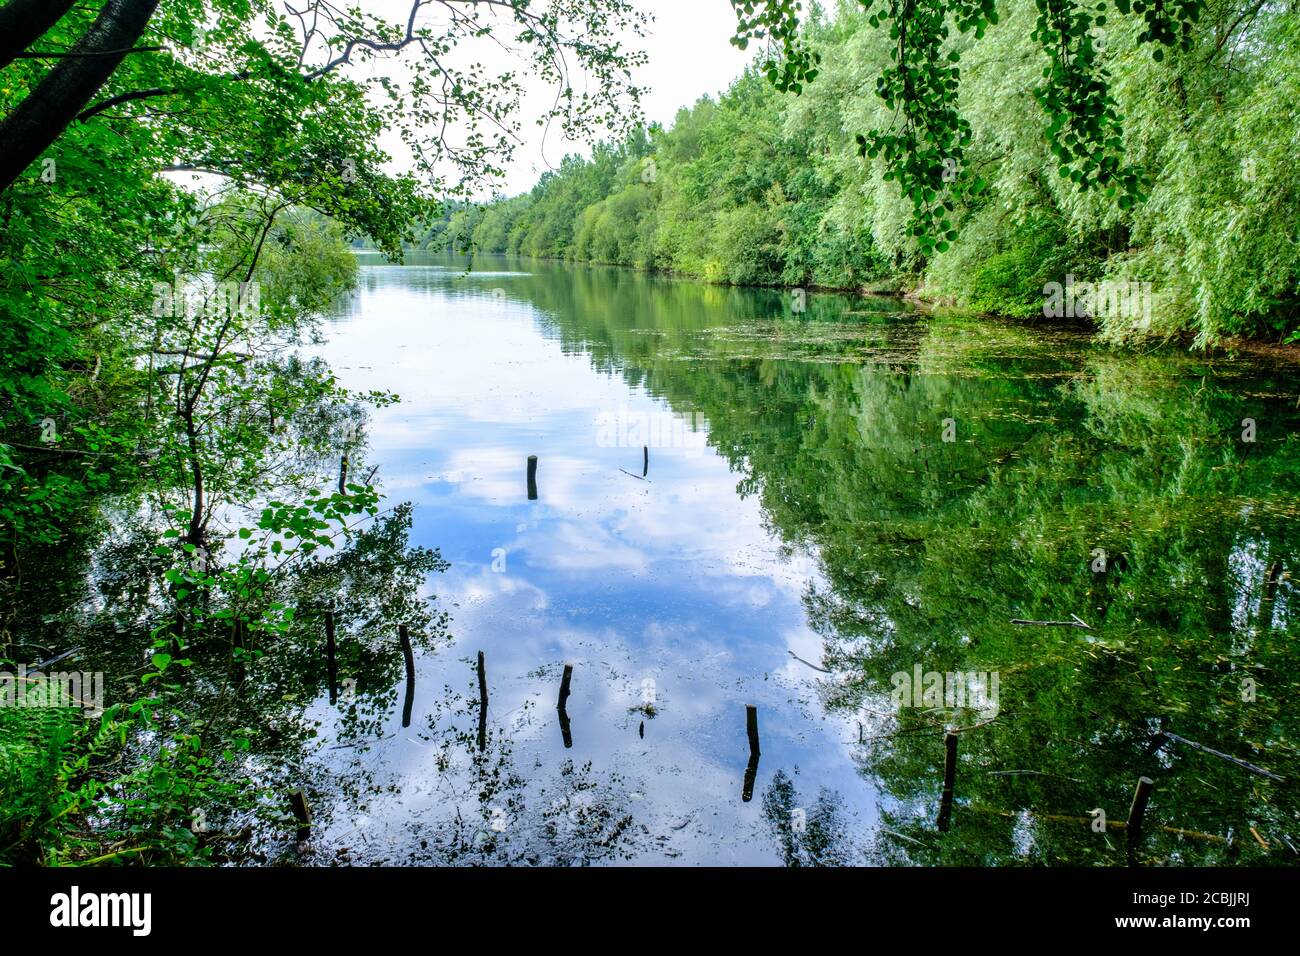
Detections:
453,0,1299,344
733,0,1204,244
0,0,644,863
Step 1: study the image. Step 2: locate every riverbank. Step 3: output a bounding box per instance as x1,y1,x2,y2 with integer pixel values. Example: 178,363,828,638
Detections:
390,246,1300,359
423,3,1299,349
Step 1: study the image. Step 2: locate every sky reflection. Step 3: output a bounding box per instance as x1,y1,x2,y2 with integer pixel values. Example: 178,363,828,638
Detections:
312,255,873,864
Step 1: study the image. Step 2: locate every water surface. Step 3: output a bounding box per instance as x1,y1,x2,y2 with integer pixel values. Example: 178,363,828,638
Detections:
297,252,1300,865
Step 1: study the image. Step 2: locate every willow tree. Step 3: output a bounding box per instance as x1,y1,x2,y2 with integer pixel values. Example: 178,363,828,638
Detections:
731,0,1205,252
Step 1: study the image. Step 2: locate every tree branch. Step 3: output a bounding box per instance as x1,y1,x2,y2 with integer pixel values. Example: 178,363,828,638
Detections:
13,45,162,58
77,85,174,121
0,0,78,71
0,0,162,193
300,0,431,80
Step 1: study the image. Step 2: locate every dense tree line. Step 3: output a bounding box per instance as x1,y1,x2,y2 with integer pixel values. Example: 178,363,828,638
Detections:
447,0,1299,347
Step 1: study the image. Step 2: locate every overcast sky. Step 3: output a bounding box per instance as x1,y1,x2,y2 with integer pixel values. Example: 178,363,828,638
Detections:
501,0,756,194
171,3,758,202
356,0,758,198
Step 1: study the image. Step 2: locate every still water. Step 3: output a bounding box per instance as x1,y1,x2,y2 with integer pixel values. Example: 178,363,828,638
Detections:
297,252,1298,865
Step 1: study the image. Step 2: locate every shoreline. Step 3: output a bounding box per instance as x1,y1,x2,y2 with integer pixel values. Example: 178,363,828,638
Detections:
356,247,1300,360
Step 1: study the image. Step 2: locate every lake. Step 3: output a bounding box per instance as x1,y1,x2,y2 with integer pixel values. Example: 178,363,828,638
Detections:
274,251,1300,865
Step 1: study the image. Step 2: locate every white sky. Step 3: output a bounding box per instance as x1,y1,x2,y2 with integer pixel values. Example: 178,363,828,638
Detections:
502,0,757,194
169,3,758,205
354,0,757,198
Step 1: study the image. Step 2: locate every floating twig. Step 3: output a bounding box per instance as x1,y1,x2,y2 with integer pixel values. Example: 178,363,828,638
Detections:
328,734,395,750
1010,614,1091,630
878,826,927,847
1160,731,1285,782
788,650,831,673
29,646,82,672
987,769,1086,784
968,803,1228,844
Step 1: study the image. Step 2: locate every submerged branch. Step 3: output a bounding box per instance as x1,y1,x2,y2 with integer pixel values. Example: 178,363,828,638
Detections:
1161,731,1285,783
1010,614,1091,630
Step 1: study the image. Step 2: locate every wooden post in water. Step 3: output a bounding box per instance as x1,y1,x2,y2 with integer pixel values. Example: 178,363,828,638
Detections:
557,708,573,749
742,704,761,802
398,624,415,675
476,650,489,751
937,731,958,832
527,455,538,500
325,610,338,705
338,454,348,495
288,788,311,841
557,663,573,710
1126,776,1155,855
556,663,574,749
399,624,415,728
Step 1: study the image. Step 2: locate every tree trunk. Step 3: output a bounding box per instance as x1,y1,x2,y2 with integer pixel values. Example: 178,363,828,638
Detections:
0,0,79,70
0,0,160,193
